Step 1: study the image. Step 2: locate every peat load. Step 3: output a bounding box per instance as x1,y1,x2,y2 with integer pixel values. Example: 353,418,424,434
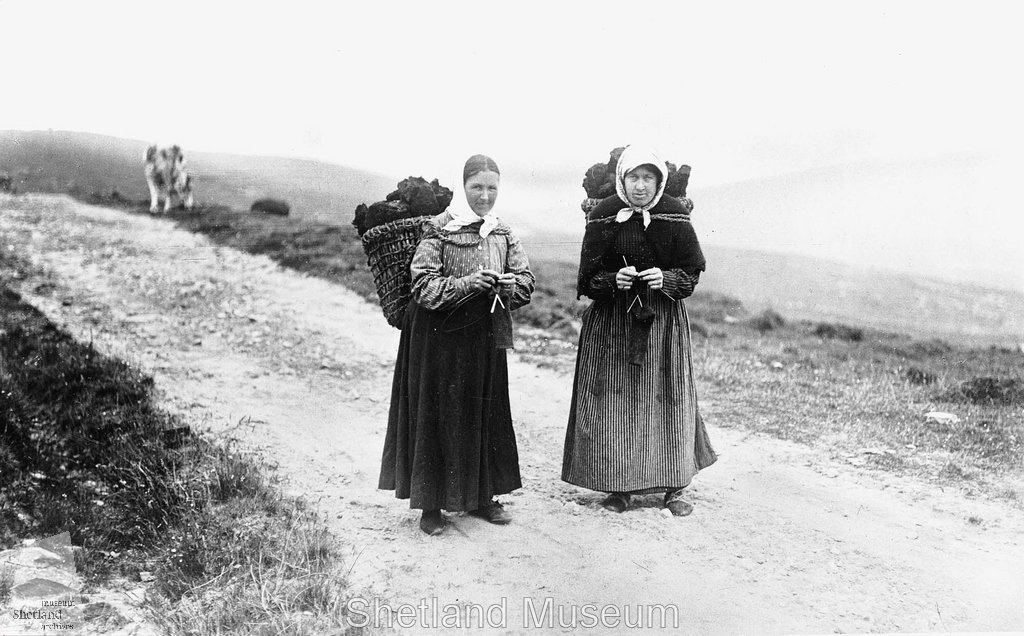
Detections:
580,146,693,215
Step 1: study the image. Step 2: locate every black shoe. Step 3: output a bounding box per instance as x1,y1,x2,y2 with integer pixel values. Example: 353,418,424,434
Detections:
468,500,512,525
601,492,631,513
419,510,448,535
664,490,693,517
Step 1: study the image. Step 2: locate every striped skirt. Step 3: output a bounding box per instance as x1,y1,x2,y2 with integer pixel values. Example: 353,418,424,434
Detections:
561,292,716,493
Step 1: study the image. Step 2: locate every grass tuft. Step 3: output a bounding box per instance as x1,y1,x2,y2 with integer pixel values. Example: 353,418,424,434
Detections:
0,566,13,604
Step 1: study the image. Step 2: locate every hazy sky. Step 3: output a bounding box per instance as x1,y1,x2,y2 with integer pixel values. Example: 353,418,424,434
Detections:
4,1,1020,176
3,0,1022,288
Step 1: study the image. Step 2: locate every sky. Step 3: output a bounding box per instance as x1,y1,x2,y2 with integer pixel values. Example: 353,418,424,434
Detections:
2,0,1023,289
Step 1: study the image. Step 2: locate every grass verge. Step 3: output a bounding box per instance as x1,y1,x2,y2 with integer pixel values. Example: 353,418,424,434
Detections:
0,248,354,633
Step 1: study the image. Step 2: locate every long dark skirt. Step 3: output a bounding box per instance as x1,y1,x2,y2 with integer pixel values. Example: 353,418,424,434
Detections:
378,296,522,511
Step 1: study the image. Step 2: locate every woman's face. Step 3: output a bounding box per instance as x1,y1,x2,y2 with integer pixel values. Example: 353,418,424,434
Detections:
464,170,500,217
623,165,659,207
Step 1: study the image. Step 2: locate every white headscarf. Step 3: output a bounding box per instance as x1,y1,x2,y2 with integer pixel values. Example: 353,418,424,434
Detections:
614,144,668,229
443,155,502,237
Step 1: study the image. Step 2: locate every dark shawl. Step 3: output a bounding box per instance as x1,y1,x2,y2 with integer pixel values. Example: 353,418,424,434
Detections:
576,194,706,298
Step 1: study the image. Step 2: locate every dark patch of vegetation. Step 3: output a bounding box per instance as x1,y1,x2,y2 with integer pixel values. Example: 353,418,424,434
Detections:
0,260,350,629
813,322,864,342
904,366,937,385
75,192,380,302
747,309,786,333
1,269,183,559
250,198,290,216
893,338,953,360
943,376,1024,406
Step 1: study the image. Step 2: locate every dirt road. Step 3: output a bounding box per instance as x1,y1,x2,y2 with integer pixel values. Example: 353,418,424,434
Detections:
2,193,1022,635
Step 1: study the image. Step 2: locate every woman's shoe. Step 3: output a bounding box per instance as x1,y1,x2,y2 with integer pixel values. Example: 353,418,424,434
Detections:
419,510,448,535
664,489,693,517
468,500,512,525
601,492,631,513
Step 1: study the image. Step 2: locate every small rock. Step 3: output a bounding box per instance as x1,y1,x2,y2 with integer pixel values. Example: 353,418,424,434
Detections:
770,360,784,370
139,571,156,582
925,411,960,425
12,578,76,599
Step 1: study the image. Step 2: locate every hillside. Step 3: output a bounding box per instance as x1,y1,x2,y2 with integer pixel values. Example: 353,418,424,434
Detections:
526,237,1024,347
0,129,395,222
5,129,1023,346
692,156,1023,293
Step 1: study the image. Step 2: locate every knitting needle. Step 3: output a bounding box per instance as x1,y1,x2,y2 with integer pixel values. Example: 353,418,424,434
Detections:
490,292,505,313
622,256,643,311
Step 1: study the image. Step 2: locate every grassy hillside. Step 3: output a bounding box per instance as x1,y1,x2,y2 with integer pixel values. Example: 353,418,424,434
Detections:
5,129,1023,346
526,235,1024,347
0,130,395,222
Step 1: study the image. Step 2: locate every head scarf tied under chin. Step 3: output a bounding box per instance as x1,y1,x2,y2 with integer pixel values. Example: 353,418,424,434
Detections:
443,154,502,237
614,145,668,229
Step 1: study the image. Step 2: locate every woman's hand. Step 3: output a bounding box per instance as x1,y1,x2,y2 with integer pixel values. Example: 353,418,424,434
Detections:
638,267,664,290
496,272,517,288
465,269,500,292
616,266,638,290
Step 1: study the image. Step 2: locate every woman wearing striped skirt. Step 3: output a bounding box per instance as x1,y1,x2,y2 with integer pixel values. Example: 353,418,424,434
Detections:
561,145,717,516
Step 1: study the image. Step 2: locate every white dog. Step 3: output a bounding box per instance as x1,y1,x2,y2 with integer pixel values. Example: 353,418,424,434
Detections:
144,144,194,213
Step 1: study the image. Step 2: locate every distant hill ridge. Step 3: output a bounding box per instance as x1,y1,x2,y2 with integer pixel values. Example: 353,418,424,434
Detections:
0,129,395,222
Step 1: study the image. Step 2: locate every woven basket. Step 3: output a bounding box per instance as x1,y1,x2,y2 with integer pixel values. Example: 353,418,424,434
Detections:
361,216,432,328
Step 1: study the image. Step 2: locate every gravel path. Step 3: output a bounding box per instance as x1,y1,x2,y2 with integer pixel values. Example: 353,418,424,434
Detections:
2,193,1023,635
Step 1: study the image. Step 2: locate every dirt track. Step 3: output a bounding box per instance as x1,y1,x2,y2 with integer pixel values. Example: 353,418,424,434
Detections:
2,193,1023,635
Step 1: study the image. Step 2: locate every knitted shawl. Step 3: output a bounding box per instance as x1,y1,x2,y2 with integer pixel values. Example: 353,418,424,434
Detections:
576,194,706,298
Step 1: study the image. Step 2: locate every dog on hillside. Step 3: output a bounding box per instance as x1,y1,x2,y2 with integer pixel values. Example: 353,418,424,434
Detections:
144,144,194,213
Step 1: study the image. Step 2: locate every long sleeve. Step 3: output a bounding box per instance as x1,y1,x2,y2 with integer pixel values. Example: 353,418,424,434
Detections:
503,233,535,310
661,269,700,301
410,235,473,310
581,270,617,300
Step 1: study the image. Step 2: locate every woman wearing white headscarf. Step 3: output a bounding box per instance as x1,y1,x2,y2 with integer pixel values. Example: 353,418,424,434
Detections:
379,154,535,536
562,145,716,516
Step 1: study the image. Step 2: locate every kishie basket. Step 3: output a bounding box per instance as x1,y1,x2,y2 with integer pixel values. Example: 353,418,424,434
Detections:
361,215,432,328
580,147,693,215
